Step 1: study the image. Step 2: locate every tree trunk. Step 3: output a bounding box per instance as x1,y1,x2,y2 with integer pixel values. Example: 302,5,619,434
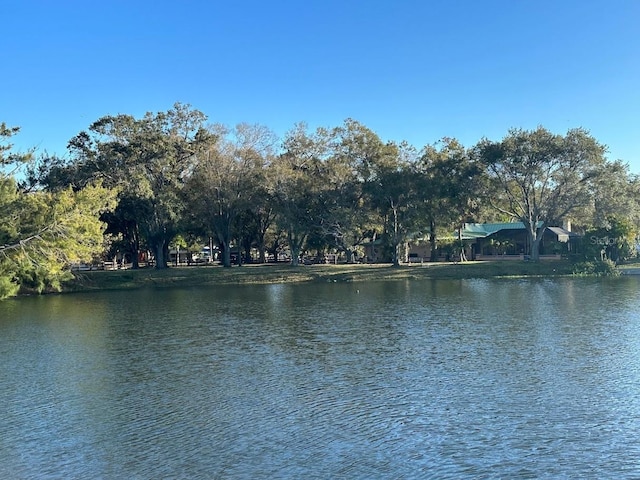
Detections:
258,244,266,263
527,222,544,261
530,236,542,261
458,225,467,262
221,240,232,268
127,224,140,269
345,249,354,264
392,242,401,267
213,217,233,267
130,229,140,269
429,218,437,261
288,230,305,267
391,206,401,267
153,238,168,269
290,248,300,266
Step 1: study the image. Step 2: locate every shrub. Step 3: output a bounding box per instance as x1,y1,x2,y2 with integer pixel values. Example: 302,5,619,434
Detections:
572,258,620,277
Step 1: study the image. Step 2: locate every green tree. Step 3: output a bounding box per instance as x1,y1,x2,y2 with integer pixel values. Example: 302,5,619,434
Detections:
476,127,607,261
419,138,484,261
186,123,276,267
586,160,640,231
3,124,113,299
323,120,386,262
366,141,422,266
1,122,33,177
272,123,329,266
64,103,213,269
247,187,278,263
582,216,636,263
0,179,114,299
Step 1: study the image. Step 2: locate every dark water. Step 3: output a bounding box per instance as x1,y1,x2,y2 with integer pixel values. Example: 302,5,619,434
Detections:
1,277,640,479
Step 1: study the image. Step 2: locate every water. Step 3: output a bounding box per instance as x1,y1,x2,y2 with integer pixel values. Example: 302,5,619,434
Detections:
1,277,640,478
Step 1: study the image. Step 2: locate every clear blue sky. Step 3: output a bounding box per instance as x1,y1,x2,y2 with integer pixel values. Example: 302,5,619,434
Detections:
4,1,640,170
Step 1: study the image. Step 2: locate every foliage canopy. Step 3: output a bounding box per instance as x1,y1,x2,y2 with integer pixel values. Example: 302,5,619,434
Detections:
3,111,639,299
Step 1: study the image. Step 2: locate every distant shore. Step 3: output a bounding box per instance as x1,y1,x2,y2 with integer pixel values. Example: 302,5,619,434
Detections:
63,261,584,294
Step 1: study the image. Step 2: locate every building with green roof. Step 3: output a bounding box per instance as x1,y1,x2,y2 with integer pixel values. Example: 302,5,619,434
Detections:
457,222,580,259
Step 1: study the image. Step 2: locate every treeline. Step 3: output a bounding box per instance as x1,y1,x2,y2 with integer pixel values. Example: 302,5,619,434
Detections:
1,103,639,298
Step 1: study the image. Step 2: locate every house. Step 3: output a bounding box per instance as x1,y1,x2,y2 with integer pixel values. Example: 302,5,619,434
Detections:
361,238,385,263
458,222,580,260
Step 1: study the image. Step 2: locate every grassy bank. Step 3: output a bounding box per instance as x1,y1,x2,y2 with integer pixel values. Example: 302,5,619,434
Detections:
65,260,576,293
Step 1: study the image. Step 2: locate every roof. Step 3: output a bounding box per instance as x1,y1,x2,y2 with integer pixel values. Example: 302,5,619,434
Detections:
459,222,544,240
546,226,580,243
458,222,579,242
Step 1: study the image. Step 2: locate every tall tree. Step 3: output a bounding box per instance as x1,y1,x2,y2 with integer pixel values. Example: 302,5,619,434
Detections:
2,124,114,299
323,120,386,262
64,103,213,269
1,122,32,178
247,187,278,263
186,123,276,267
588,160,640,230
419,138,484,261
366,141,422,266
476,127,607,261
1,179,114,299
272,123,329,266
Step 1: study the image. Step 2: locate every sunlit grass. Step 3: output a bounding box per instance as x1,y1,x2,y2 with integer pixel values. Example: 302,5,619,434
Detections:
66,260,576,293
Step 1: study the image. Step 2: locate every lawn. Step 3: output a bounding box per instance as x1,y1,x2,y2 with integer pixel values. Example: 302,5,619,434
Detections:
66,260,576,293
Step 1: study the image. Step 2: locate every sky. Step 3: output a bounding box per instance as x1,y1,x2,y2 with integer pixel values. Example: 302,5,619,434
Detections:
3,0,640,171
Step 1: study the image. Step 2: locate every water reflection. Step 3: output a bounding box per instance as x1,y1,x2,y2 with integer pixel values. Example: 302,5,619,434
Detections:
1,278,640,478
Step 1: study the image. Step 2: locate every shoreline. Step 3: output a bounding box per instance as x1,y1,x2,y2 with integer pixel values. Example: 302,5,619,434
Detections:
63,261,580,294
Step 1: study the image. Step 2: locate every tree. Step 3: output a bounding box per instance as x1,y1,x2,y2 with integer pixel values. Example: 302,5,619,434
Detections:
366,141,423,266
322,120,387,262
476,127,607,261
185,123,277,267
419,138,484,261
2,124,113,299
100,195,146,268
582,216,637,263
0,179,115,299
246,188,278,263
586,160,640,231
1,122,32,177
63,103,213,269
272,123,329,266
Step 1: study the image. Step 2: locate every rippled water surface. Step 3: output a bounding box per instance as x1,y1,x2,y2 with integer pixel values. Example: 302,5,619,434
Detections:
2,277,640,478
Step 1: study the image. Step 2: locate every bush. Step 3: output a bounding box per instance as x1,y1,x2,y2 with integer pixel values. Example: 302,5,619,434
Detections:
0,274,20,300
572,258,620,277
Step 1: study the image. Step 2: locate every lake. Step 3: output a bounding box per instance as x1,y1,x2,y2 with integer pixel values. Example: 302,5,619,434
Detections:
1,277,640,478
